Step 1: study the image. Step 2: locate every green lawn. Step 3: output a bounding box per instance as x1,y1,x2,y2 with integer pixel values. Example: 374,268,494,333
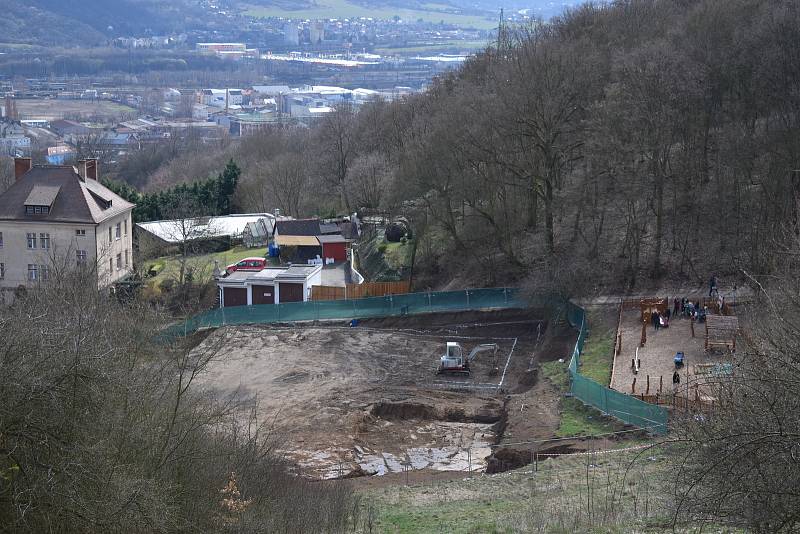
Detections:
382,239,414,271
540,312,623,438
245,0,497,29
144,246,266,287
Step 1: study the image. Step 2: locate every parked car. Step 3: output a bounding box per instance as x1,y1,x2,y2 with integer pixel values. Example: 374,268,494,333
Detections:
226,257,267,274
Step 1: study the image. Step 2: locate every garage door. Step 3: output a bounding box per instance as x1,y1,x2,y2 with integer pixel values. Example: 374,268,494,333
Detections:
322,243,347,262
223,287,247,307
279,283,304,303
252,284,275,305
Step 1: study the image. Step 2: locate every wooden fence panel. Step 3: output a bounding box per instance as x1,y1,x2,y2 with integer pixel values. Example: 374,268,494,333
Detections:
311,280,411,301
311,286,347,301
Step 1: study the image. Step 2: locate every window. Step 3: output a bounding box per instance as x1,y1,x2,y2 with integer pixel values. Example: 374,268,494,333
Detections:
123,220,128,236
0,231,3,248
26,206,49,214
115,222,121,240
76,250,87,264
27,264,37,281
109,258,113,274
124,250,129,268
108,227,112,244
116,253,122,270
75,229,86,237
25,206,33,215
40,265,50,281
40,233,50,250
0,263,4,280
26,233,36,249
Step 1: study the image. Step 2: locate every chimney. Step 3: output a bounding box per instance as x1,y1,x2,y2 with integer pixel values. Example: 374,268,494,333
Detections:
85,158,99,181
76,160,87,181
14,157,32,181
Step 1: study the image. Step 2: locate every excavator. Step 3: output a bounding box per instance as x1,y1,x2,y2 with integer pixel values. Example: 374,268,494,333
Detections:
437,342,500,377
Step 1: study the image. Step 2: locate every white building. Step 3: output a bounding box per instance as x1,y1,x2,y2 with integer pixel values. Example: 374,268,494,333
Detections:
283,23,300,45
0,159,134,299
136,213,278,254
216,264,322,307
200,89,243,108
192,103,213,121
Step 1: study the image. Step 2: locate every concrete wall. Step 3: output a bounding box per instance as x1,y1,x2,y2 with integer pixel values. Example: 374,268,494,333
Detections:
95,211,135,287
0,209,133,292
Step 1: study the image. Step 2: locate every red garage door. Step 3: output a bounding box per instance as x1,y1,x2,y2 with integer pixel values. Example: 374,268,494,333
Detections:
279,283,304,303
252,284,275,305
223,287,247,307
322,242,348,262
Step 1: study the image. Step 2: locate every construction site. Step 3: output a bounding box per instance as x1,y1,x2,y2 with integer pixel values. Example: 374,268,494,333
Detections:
193,308,577,481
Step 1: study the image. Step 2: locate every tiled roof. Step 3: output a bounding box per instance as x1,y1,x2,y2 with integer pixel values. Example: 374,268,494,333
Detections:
0,166,134,224
25,185,61,206
276,218,321,236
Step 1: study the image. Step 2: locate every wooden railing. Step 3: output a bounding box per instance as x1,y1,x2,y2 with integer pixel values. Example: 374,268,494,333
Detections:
311,280,412,301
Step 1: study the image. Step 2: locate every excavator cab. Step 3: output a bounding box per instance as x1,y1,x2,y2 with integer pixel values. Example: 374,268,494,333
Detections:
439,342,467,375
438,342,500,377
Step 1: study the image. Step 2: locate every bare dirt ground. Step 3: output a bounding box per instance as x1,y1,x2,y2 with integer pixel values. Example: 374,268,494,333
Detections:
193,309,568,481
612,309,733,400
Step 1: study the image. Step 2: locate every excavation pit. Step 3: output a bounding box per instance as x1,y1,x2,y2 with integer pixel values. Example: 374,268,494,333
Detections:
193,309,562,480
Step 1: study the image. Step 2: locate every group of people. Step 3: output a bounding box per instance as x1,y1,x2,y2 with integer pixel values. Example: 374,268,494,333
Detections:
673,297,709,322
650,308,670,330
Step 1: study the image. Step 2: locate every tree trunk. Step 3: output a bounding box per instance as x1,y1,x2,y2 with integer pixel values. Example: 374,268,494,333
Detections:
653,169,664,277
545,178,555,252
527,181,538,229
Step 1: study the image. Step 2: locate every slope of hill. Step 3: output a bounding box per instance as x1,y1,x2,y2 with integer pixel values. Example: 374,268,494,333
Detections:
28,0,205,36
0,0,106,46
0,0,205,46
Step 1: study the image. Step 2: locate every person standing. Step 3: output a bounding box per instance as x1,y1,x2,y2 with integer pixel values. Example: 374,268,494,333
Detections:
709,275,718,297
673,371,681,393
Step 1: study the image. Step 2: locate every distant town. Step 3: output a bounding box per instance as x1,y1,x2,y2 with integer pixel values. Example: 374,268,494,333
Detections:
0,10,513,161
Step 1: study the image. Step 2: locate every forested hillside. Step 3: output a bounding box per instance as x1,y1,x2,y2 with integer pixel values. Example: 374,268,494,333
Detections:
0,0,105,46
0,0,204,45
135,0,799,293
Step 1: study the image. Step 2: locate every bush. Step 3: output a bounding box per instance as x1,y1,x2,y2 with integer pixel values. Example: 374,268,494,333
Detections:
377,243,388,253
0,270,361,532
159,278,175,293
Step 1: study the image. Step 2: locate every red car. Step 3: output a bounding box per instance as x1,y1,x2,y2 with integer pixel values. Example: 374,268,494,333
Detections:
226,257,267,274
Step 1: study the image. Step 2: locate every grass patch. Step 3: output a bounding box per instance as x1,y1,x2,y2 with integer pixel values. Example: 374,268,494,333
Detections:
382,239,414,271
244,0,497,29
145,246,263,287
374,39,490,54
375,500,515,533
359,233,413,282
541,312,622,438
363,445,689,533
579,316,615,386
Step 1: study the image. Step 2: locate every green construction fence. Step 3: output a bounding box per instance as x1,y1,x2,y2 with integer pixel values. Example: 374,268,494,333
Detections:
565,301,668,435
166,287,668,434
